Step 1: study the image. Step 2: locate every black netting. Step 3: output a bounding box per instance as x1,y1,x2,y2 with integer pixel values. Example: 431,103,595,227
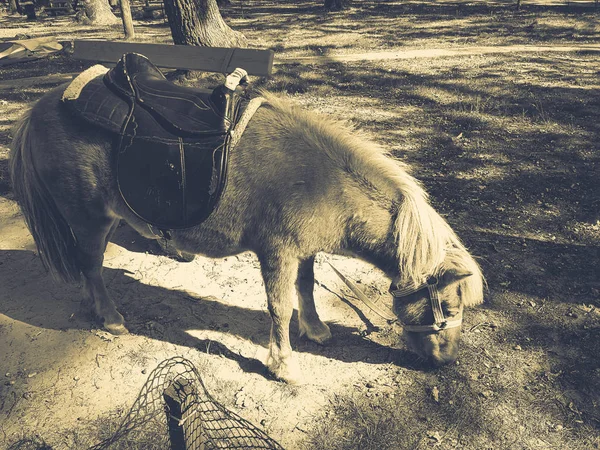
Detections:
89,357,284,450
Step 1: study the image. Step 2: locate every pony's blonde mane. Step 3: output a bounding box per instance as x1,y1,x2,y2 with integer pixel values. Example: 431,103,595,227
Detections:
262,93,483,306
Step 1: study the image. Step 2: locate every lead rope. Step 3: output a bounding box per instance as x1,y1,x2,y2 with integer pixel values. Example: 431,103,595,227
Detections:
327,257,463,333
324,257,398,324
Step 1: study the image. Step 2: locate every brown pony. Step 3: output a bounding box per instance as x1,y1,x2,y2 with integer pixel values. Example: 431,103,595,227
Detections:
10,87,483,384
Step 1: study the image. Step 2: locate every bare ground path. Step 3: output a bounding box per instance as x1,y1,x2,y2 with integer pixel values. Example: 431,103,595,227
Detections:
278,43,600,64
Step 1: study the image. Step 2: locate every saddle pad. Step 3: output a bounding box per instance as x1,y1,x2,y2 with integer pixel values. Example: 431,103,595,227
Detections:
62,62,256,230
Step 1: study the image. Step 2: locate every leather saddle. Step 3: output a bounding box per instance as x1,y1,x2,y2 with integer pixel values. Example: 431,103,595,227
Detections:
63,52,250,231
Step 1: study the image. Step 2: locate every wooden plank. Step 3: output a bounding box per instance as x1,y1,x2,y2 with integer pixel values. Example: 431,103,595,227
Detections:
275,45,600,65
71,40,274,76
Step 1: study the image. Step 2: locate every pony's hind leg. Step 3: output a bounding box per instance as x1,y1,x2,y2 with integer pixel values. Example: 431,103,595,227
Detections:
75,217,128,335
259,251,302,384
297,256,332,344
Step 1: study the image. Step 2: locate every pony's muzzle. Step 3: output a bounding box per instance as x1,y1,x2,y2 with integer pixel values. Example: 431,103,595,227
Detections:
429,344,459,367
403,327,461,367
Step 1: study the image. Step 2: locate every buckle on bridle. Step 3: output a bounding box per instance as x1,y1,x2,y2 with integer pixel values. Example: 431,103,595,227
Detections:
427,276,438,286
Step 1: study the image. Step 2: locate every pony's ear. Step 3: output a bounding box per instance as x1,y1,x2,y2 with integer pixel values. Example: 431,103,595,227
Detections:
441,268,473,286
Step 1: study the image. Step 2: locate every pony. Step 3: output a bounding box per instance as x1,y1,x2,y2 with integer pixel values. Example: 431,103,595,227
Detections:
10,86,483,384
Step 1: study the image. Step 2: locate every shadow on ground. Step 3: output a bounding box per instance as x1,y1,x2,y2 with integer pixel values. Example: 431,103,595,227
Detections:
0,245,421,373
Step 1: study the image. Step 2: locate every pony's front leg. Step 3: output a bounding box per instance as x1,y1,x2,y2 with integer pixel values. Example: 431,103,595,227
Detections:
259,252,302,384
297,256,332,344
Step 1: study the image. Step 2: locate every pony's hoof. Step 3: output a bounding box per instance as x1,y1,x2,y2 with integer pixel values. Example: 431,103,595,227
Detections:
177,252,196,263
104,323,129,335
266,357,303,385
299,320,332,345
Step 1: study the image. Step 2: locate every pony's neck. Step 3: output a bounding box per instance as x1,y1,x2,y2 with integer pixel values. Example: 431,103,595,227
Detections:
343,205,399,278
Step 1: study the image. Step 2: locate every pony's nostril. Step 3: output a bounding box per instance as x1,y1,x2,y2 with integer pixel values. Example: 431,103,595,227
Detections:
431,354,452,367
430,348,458,367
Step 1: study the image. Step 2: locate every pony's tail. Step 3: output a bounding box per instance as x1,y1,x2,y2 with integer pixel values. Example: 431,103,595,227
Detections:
9,109,81,283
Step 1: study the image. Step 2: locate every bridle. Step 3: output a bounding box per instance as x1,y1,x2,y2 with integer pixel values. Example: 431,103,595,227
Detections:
327,260,462,334
389,276,463,333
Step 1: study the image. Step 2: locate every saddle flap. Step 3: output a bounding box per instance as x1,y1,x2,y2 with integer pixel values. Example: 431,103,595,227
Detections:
117,129,227,229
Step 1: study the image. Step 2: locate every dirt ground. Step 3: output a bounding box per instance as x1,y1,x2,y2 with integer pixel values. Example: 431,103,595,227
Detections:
1,1,600,449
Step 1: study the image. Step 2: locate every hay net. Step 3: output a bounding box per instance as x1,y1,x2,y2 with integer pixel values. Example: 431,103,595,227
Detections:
89,356,284,450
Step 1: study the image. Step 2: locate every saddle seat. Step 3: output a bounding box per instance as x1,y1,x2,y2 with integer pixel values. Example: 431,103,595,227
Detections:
105,52,238,135
63,52,252,231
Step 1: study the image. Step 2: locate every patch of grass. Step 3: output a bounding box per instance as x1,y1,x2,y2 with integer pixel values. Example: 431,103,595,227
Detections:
305,393,421,450
29,409,169,449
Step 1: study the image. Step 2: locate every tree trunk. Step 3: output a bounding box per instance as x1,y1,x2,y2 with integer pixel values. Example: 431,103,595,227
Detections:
163,0,247,48
324,0,347,11
77,0,120,25
20,0,36,19
119,0,135,39
9,0,19,14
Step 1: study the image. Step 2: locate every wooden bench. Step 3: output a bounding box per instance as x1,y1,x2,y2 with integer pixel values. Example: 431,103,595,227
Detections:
143,1,165,19
70,40,275,77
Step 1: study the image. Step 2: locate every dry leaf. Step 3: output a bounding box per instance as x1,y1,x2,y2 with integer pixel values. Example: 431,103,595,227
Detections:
431,386,440,403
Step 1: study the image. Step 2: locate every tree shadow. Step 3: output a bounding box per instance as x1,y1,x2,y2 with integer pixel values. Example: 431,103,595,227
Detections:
265,58,600,251
0,53,92,82
234,0,600,51
480,296,600,428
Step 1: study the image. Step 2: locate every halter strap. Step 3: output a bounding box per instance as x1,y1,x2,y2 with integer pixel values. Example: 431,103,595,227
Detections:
390,276,462,332
325,257,462,333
